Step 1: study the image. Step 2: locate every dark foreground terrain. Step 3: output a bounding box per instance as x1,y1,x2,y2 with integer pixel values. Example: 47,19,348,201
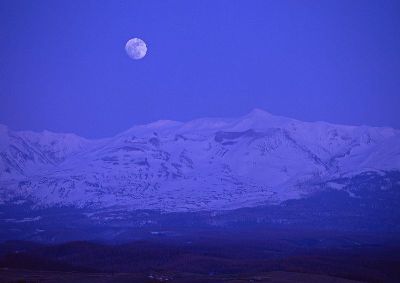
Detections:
0,229,399,283
0,269,363,283
0,171,399,282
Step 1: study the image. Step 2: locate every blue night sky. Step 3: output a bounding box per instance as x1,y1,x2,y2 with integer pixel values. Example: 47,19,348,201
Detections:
0,0,399,138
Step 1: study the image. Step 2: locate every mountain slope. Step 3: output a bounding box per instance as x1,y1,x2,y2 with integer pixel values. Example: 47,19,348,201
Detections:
0,109,399,212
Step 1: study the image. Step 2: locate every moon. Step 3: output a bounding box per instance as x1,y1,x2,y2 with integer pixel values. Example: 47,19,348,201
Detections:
125,38,147,60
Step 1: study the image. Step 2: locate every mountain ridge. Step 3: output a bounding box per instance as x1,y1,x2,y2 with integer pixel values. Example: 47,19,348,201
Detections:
0,109,399,212
1,108,398,139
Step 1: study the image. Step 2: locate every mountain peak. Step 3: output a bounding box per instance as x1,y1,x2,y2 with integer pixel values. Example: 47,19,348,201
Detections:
146,119,183,128
245,108,274,119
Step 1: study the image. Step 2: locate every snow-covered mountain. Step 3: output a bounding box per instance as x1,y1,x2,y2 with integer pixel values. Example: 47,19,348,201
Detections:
1,109,399,212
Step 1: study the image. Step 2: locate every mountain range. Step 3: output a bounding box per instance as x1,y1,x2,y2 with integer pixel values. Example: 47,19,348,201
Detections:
1,109,399,212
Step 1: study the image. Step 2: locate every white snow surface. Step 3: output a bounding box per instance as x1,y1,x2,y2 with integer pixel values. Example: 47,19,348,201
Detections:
0,109,399,211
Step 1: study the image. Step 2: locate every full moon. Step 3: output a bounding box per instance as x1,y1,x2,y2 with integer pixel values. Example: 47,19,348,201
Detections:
125,38,147,60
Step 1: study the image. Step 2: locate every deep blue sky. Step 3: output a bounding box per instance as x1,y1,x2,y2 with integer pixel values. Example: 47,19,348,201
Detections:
1,0,399,138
